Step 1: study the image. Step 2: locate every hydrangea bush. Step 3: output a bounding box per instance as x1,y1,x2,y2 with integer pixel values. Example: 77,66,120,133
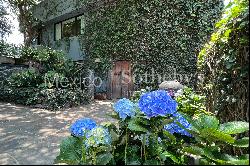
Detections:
164,112,192,137
113,98,136,120
70,118,97,137
55,89,249,165
138,90,178,118
85,126,112,147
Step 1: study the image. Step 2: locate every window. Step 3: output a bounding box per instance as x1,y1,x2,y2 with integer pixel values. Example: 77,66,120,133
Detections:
55,15,85,41
55,23,62,40
77,15,85,35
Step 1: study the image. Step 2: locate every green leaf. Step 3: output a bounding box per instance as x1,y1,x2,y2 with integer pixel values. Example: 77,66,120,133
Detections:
96,152,113,165
219,121,249,134
161,151,180,164
163,130,176,144
182,146,204,156
231,137,249,148
106,112,120,120
162,118,175,126
54,136,82,164
219,154,249,165
200,128,235,143
194,114,219,130
128,119,148,132
110,129,119,142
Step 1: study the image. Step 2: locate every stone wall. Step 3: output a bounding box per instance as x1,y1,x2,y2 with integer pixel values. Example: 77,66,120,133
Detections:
0,56,15,64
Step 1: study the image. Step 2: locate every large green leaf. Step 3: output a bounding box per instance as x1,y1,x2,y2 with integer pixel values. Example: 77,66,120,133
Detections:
193,114,219,130
199,128,235,143
183,146,249,165
96,152,113,165
54,136,82,164
219,121,249,134
128,119,148,132
231,137,249,148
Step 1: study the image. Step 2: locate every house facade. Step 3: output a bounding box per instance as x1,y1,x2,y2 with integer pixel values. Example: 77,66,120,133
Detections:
32,0,88,61
32,0,222,99
32,0,130,99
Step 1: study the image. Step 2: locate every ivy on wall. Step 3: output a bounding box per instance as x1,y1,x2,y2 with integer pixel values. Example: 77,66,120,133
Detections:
83,0,223,89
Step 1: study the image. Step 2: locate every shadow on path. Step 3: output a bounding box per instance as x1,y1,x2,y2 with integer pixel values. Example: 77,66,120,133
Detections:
0,100,116,165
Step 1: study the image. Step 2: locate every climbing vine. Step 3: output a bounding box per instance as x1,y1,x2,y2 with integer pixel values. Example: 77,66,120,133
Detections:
198,0,249,155
83,0,223,89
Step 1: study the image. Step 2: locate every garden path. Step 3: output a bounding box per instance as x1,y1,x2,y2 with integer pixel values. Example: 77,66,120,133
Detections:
0,100,116,165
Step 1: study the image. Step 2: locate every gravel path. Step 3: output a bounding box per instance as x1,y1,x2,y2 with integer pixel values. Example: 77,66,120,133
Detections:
0,100,116,165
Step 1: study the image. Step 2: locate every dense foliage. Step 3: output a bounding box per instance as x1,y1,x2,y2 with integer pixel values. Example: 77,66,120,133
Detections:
175,87,209,116
198,0,249,126
0,41,20,58
83,0,223,89
55,89,249,165
0,0,12,39
0,46,91,110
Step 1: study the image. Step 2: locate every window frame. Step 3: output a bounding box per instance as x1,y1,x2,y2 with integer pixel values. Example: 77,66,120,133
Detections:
54,14,84,41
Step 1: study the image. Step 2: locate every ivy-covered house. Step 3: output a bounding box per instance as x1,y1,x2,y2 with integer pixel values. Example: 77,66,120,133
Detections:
32,0,87,61
32,0,223,99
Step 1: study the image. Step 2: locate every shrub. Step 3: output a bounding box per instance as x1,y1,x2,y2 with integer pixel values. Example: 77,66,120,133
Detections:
197,0,249,155
36,88,90,110
175,87,210,116
0,41,20,58
0,46,91,110
7,68,43,87
0,86,40,105
55,90,249,165
198,0,249,121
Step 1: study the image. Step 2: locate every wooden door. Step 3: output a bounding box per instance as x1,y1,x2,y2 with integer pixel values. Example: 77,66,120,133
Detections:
111,61,133,99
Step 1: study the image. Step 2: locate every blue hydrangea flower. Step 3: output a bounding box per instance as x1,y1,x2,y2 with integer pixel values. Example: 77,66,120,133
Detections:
138,90,178,118
113,98,136,120
85,126,112,147
164,113,192,137
70,118,97,137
